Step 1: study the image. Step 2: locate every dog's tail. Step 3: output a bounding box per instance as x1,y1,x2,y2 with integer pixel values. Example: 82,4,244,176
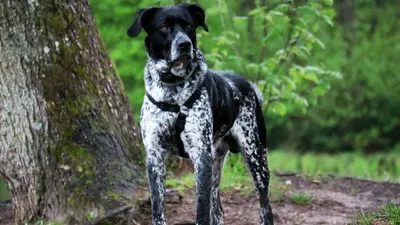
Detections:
251,82,267,149
251,82,264,105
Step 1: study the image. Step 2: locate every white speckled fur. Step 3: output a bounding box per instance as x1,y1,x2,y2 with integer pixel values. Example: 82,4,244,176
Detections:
141,33,273,225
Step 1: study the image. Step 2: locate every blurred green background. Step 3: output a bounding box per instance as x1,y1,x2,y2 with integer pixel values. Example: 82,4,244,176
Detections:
88,0,399,183
89,0,399,153
1,0,399,200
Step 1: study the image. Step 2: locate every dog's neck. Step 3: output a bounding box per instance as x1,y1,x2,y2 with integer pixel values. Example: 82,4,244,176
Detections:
144,49,208,105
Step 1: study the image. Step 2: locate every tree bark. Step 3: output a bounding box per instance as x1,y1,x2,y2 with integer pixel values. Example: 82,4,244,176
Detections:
0,0,144,224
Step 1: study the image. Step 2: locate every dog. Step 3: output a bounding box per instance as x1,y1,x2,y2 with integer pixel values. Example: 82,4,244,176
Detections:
127,3,274,225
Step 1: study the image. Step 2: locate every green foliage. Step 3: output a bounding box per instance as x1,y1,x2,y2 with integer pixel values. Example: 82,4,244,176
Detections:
87,212,94,221
197,0,340,115
90,0,400,152
289,191,314,205
269,1,400,152
90,0,339,117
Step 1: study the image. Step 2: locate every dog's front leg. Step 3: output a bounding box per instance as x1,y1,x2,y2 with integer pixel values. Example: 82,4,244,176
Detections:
146,149,167,225
182,122,213,225
141,117,169,225
192,151,213,225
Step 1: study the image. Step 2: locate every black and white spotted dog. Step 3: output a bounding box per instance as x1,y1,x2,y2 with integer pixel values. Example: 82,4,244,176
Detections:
127,3,274,225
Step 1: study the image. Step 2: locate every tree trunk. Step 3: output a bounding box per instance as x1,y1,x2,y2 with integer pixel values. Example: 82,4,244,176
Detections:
336,0,355,56
0,0,144,224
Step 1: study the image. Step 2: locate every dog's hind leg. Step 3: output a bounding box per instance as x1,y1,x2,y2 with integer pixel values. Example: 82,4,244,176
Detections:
231,99,274,225
211,149,228,225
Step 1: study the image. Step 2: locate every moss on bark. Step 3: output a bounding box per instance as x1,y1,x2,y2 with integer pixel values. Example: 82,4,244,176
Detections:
0,0,144,224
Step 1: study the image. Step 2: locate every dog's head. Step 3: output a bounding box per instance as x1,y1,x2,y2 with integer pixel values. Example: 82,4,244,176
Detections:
127,3,208,72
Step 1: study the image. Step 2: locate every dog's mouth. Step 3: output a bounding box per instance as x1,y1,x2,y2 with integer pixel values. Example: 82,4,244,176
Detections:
171,54,191,68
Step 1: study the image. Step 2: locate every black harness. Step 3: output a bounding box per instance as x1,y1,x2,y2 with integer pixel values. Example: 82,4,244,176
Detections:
146,75,204,158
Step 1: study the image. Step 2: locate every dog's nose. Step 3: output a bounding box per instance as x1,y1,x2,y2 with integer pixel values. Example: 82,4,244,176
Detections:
178,41,191,50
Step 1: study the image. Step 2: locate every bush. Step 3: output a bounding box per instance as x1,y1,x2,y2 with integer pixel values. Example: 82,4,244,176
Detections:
268,1,400,152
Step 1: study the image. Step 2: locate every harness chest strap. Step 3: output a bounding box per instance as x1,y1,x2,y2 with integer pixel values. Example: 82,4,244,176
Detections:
145,87,203,158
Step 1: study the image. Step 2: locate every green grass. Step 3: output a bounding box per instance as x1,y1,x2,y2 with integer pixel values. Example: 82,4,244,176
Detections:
289,191,314,205
166,150,400,194
166,173,196,192
353,203,400,225
267,150,400,182
354,210,374,225
380,203,400,224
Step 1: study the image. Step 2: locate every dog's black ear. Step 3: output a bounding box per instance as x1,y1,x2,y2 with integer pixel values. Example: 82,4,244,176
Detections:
127,7,160,38
180,3,209,32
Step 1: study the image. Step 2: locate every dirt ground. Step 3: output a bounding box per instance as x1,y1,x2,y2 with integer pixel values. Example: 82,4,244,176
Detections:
1,174,399,225
138,174,400,225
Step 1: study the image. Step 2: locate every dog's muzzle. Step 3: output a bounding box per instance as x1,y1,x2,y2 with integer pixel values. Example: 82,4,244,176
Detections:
170,32,194,65
158,49,200,86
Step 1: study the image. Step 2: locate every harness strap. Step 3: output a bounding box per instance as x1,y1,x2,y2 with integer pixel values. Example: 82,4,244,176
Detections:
175,88,202,157
145,93,180,113
146,86,203,158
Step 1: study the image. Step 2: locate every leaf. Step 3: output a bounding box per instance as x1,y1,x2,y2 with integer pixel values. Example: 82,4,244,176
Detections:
293,94,309,108
274,3,291,13
263,32,276,43
293,46,308,59
295,5,320,17
300,46,311,56
312,83,331,96
249,7,266,16
303,72,319,83
321,15,334,27
284,77,297,90
233,16,248,21
293,18,308,29
323,0,334,7
246,63,259,69
272,86,281,95
298,28,325,49
312,23,320,32
275,49,286,56
325,70,343,79
87,213,94,221
271,102,287,116
269,10,285,17
321,8,336,18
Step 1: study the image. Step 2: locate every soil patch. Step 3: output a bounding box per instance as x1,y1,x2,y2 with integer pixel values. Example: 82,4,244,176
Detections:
161,175,399,225
1,175,399,224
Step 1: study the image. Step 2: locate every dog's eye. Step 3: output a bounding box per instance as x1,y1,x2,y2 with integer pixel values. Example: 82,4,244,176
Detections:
160,25,168,31
186,24,192,29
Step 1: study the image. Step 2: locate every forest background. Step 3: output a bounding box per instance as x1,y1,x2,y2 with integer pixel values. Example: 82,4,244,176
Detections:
1,0,399,200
